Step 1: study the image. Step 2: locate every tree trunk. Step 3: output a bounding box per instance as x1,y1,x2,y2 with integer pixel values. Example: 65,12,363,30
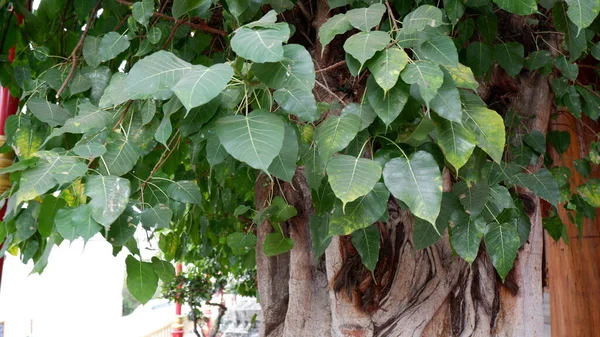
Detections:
254,3,553,336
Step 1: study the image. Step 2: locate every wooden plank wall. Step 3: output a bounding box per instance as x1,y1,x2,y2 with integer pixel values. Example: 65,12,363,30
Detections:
546,111,600,337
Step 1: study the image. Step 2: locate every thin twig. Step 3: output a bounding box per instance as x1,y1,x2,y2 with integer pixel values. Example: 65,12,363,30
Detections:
385,0,399,32
162,18,188,49
315,60,346,73
315,80,346,106
56,0,103,99
140,130,182,189
114,0,227,36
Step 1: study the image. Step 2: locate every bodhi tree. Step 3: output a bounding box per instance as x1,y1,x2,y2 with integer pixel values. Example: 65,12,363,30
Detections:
1,0,600,335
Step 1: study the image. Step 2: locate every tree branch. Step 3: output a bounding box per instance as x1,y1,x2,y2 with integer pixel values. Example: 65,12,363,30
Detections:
55,0,103,99
162,18,188,49
315,60,346,73
114,0,227,36
315,80,347,106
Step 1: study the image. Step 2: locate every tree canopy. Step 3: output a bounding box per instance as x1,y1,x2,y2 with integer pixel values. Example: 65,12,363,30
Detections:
0,0,599,305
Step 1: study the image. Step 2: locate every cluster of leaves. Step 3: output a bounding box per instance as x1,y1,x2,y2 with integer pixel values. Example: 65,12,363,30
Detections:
0,0,599,303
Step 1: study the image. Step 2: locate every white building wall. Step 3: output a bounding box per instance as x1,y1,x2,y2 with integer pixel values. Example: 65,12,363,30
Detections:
0,236,126,337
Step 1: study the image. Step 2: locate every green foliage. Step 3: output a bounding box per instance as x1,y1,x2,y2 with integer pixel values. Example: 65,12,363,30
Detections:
1,0,598,296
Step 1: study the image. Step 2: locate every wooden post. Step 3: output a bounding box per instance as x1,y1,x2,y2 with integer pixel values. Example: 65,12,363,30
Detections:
546,111,600,337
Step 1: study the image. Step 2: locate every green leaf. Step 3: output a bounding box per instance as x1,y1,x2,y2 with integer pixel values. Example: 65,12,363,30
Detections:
126,255,159,304
263,232,294,256
132,0,154,26
443,64,478,90
476,14,498,43
172,63,233,111
99,73,129,108
216,110,285,171
302,146,325,190
401,61,444,107
83,36,102,68
99,132,141,176
444,0,466,24
383,151,443,225
172,0,210,18
167,180,202,204
147,27,162,45
576,86,600,120
329,182,389,236
367,47,409,93
343,31,390,67
16,152,88,204
205,127,229,167
453,181,490,218
253,44,315,91
415,35,459,67
413,192,460,249
494,42,524,77
51,102,113,138
524,50,552,70
523,130,546,154
270,196,298,223
565,0,600,32
555,56,578,80
55,204,102,242
38,195,66,238
509,169,560,206
326,155,382,207
318,14,353,50
351,226,380,273
485,222,520,280
68,72,92,95
310,214,332,259
151,257,175,283
547,130,571,154
450,213,486,263
434,115,476,170
466,42,493,76
366,76,409,126
429,75,462,123
401,5,443,34
346,3,386,32
140,204,172,229
99,32,130,63
273,88,318,122
126,51,191,100
83,67,112,105
268,123,298,182
493,0,536,15
227,232,257,255
341,101,378,131
231,24,290,63
462,99,506,163
85,175,131,228
553,2,587,61
577,179,600,207
314,113,360,162
27,98,71,127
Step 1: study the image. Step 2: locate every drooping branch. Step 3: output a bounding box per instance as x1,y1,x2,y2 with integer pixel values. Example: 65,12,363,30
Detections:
55,0,103,99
